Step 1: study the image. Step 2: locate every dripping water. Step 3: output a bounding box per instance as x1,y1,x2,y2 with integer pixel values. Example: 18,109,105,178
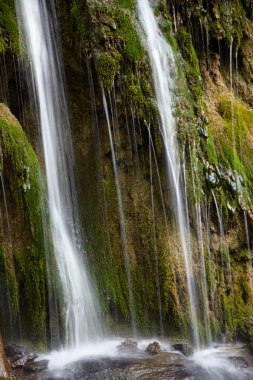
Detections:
244,211,253,291
172,5,177,33
148,127,163,336
102,88,136,336
189,150,212,344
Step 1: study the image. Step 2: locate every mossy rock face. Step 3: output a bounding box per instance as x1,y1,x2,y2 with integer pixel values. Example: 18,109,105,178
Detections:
0,0,251,344
177,26,203,104
69,0,154,120
61,0,253,341
0,0,20,54
173,0,248,51
0,104,46,343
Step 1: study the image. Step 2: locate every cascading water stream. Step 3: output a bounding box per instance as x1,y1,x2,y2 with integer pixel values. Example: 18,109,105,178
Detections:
15,0,101,347
137,0,200,347
189,149,211,344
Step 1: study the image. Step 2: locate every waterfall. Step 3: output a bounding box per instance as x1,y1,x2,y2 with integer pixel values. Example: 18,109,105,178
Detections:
15,0,101,347
137,0,200,347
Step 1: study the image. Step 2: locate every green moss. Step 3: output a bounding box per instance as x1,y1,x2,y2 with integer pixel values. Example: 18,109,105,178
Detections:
216,96,253,180
115,0,135,12
177,26,203,104
175,0,247,52
209,0,246,50
70,0,88,40
95,50,121,88
121,70,154,117
0,117,46,341
0,247,19,322
204,134,219,166
0,0,20,54
117,11,145,63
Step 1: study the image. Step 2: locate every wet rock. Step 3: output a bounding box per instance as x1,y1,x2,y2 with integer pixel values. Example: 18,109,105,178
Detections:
117,339,138,353
249,340,253,354
11,352,38,369
4,343,28,359
206,171,219,187
4,343,37,369
230,180,238,193
228,356,248,368
197,125,209,138
221,332,233,343
145,342,161,355
23,359,49,372
172,343,193,357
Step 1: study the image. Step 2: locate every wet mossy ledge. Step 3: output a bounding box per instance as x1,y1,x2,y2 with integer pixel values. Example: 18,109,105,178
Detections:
70,0,154,118
0,104,46,343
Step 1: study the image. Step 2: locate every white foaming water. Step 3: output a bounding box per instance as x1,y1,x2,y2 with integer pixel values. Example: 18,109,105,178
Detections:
15,0,101,346
191,344,253,379
137,0,200,347
44,339,123,370
43,338,174,370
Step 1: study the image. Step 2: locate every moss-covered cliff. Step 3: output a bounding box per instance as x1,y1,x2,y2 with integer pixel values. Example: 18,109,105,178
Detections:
0,104,46,343
64,0,253,342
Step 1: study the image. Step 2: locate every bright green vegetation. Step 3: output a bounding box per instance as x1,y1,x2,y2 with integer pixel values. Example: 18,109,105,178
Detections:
177,27,203,104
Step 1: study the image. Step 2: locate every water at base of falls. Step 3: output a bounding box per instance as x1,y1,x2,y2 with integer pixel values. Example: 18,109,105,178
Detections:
31,340,253,380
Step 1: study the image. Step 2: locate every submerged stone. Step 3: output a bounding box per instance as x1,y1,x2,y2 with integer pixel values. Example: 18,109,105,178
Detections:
228,356,248,368
23,359,49,372
172,343,193,357
117,339,138,353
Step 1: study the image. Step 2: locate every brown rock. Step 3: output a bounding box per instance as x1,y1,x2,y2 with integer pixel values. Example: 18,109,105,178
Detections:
0,335,12,378
145,341,162,355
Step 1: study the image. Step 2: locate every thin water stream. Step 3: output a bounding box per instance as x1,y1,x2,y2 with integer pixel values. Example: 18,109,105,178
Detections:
137,0,200,347
102,89,136,336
